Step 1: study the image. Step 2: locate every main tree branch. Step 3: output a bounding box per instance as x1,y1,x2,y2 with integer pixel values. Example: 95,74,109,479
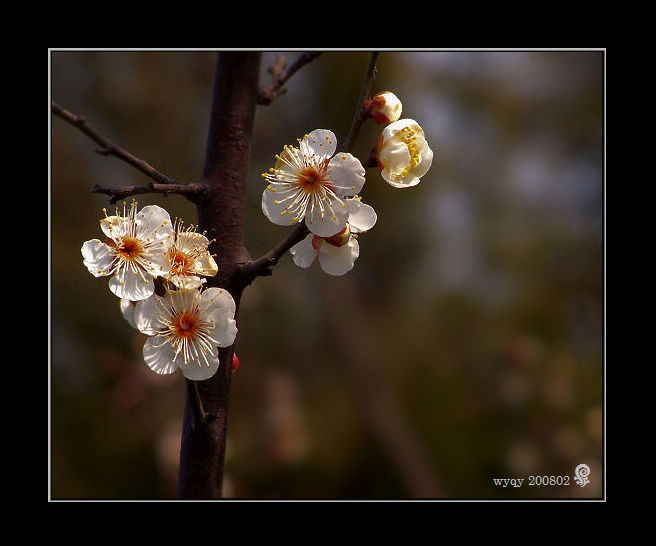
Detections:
176,52,261,499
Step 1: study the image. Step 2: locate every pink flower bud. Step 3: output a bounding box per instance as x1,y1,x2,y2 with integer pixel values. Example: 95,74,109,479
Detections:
232,353,240,373
365,91,402,125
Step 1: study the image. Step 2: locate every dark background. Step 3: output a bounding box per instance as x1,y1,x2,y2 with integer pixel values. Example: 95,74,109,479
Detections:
50,50,604,499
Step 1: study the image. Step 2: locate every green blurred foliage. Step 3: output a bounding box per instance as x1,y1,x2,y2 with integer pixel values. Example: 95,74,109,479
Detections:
50,50,604,499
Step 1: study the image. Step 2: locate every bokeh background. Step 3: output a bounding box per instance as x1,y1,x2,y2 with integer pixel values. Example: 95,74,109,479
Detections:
50,50,604,499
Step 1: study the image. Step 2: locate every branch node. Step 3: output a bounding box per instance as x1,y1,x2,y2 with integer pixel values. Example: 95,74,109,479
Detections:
258,52,321,105
268,54,287,77
95,146,112,156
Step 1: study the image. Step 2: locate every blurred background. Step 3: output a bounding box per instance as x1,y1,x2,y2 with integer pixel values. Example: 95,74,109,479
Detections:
50,50,604,499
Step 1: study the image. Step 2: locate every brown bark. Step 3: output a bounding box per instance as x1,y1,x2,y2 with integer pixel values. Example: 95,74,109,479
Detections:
176,52,261,498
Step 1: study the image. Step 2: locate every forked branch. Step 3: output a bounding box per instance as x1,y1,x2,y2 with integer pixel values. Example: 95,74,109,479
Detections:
258,52,322,105
89,181,203,204
52,101,198,202
239,223,310,282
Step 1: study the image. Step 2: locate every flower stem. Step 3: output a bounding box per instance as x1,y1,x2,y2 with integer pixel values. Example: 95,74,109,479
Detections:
344,52,380,153
185,379,206,426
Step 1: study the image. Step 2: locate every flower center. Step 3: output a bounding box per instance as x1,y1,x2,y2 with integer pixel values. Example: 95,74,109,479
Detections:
118,236,142,260
173,310,199,339
299,167,323,190
169,250,190,275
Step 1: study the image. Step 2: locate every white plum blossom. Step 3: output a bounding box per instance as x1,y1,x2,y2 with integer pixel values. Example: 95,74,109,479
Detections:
131,287,237,381
81,201,174,301
366,91,402,125
377,118,433,188
261,129,366,237
164,219,218,289
120,298,139,329
290,197,377,276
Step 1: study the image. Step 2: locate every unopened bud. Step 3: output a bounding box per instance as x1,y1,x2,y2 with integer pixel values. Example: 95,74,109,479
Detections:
365,91,402,125
376,118,433,188
232,353,240,373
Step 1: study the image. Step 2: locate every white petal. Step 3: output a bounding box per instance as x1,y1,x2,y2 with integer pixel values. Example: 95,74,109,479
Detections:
305,195,349,237
143,336,178,375
109,267,154,301
202,288,238,348
346,200,377,233
413,143,434,179
81,239,114,277
262,184,298,226
326,153,365,196
133,295,161,335
100,216,129,239
193,253,218,277
142,243,172,276
202,287,236,319
166,286,201,316
169,274,206,289
120,298,138,329
379,145,411,177
173,232,218,277
318,238,359,276
381,170,421,188
274,146,302,171
383,118,417,136
290,235,317,268
211,311,238,348
135,205,174,241
300,129,337,160
175,231,210,254
179,353,220,381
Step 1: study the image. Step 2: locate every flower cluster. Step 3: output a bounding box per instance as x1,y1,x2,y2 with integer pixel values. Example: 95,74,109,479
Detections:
82,201,236,381
81,92,432,379
261,91,433,275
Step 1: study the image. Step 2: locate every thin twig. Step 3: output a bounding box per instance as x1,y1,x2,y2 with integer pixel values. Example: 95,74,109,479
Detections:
344,52,380,152
52,101,185,186
258,52,322,105
185,379,207,428
239,223,310,282
90,181,203,204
